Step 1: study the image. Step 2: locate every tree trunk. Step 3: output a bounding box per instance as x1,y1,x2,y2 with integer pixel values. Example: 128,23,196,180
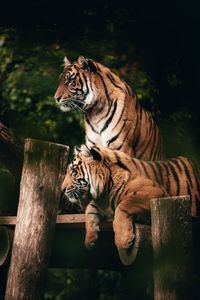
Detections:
5,138,69,300
150,196,193,300
0,122,24,182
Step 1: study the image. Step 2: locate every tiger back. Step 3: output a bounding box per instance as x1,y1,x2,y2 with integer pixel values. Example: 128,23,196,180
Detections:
54,56,164,160
62,145,200,263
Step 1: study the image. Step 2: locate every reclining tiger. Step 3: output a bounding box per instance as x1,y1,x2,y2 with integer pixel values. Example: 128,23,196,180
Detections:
62,144,200,265
54,56,164,160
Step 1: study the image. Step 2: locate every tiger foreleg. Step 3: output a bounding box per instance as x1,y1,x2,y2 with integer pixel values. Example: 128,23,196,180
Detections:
113,202,135,249
113,178,168,249
84,200,101,250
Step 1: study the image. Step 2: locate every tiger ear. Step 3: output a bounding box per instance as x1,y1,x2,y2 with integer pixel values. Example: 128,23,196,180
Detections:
64,56,71,66
89,147,102,161
78,56,89,70
80,145,102,161
80,144,91,158
74,146,81,155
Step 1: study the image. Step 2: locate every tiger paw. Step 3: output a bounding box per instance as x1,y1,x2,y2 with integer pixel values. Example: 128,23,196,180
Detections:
113,219,135,249
84,231,98,250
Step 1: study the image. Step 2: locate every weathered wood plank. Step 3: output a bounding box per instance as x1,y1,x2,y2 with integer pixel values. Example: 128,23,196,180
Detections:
0,214,112,229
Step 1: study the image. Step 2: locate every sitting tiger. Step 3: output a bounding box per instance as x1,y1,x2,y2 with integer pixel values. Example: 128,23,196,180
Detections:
54,56,164,160
62,144,200,264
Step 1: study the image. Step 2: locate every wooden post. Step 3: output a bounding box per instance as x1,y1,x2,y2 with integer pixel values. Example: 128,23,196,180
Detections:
150,196,193,300
5,138,69,300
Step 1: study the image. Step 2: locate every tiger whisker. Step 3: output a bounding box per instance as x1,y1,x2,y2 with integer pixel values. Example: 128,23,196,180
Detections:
73,99,85,105
74,104,86,113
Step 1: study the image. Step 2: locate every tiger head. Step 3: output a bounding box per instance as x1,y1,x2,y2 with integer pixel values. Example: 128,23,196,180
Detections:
62,145,109,205
54,56,97,112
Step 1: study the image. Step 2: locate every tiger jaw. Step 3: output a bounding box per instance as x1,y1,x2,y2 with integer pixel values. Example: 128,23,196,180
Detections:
58,102,73,112
64,187,89,204
57,96,88,113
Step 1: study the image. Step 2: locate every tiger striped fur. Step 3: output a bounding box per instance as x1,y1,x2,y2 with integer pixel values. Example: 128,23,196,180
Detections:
62,145,200,264
54,56,164,160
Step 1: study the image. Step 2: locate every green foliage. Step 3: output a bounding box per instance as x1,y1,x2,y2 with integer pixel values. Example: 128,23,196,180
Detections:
0,31,85,154
45,269,121,300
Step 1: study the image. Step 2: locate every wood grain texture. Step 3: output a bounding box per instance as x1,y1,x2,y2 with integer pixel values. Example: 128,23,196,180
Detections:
5,139,69,300
151,196,193,300
0,122,24,181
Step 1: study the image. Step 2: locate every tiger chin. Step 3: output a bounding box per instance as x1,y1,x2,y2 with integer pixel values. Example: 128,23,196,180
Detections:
62,144,200,265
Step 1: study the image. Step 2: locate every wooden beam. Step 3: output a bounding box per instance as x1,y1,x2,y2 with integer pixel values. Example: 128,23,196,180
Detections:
0,214,113,230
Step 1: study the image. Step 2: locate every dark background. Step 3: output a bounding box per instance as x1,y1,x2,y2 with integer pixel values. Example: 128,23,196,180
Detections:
0,1,200,299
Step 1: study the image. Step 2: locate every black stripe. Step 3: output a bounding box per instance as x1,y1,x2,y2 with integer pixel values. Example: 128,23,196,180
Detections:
140,160,151,179
170,158,182,172
95,63,101,72
106,72,124,91
135,96,139,110
93,98,106,115
97,72,111,103
107,119,127,146
82,73,89,94
178,157,193,188
148,116,153,133
118,207,133,217
116,182,127,206
117,126,131,151
137,129,153,159
86,99,99,113
149,124,158,160
78,74,84,90
153,162,164,184
85,115,99,133
112,101,126,131
131,158,140,172
190,160,200,194
146,161,161,184
100,101,118,133
86,137,96,145
115,153,130,172
152,131,162,160
160,161,171,194
125,82,131,96
90,203,99,209
110,185,122,212
132,108,143,151
156,132,163,159
95,98,112,124
167,161,180,195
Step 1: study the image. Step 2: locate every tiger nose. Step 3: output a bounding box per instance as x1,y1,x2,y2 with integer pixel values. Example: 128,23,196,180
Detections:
55,95,62,103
